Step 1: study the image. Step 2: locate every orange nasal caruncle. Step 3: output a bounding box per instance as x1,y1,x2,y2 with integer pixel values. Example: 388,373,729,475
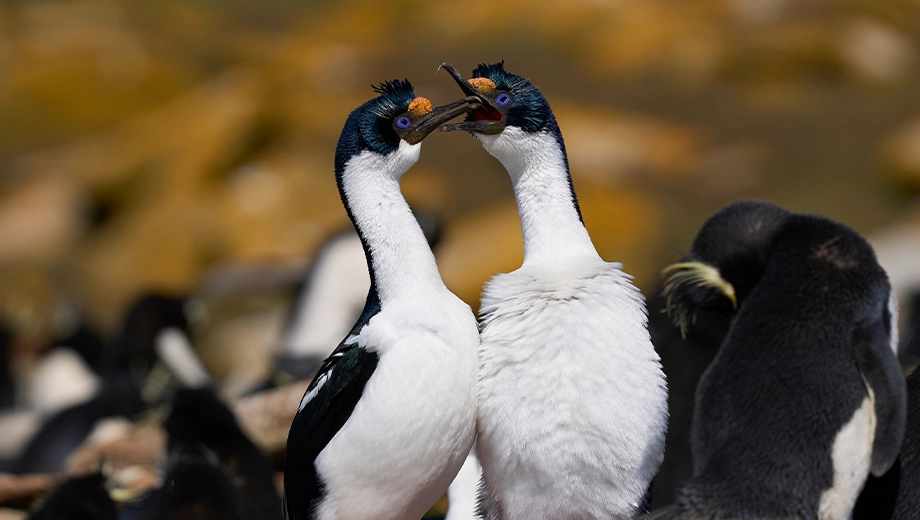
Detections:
407,97,433,117
468,77,496,93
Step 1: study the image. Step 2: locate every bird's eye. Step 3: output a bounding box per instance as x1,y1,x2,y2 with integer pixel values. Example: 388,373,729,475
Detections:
496,93,511,106
396,116,412,129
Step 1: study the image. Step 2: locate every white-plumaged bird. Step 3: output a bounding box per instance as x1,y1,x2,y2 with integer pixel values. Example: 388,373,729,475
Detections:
439,62,668,520
282,80,479,520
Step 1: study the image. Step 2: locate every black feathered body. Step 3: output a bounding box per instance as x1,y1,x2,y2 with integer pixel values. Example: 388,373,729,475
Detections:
890,367,920,518
681,214,900,519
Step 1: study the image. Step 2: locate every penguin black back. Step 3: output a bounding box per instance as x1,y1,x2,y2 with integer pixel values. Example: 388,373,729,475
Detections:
27,472,117,520
888,367,920,518
165,388,282,520
661,201,906,518
647,292,730,508
157,456,247,520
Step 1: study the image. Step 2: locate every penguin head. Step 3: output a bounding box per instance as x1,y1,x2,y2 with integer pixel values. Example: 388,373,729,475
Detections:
334,79,471,180
662,201,790,336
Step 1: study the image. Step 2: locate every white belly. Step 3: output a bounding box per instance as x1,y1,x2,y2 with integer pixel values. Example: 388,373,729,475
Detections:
818,389,876,520
315,299,479,520
476,264,668,520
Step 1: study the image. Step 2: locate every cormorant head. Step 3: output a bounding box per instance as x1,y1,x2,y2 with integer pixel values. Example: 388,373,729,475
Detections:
662,200,790,336
333,79,472,177
437,61,555,137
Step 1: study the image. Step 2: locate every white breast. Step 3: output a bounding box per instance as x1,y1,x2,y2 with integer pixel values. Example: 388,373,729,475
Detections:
476,261,668,520
314,291,479,520
818,386,876,520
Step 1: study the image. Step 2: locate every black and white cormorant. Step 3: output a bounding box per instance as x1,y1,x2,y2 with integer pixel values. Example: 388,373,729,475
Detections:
283,80,479,520
438,62,668,519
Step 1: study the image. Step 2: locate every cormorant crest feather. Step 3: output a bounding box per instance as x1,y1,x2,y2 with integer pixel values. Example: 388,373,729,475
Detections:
370,79,415,119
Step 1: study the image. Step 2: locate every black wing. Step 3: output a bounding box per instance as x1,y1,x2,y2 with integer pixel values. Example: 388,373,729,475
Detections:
854,314,907,476
283,292,381,520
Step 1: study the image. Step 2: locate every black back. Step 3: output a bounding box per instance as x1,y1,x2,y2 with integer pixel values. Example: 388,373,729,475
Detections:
890,367,920,518
165,387,283,520
0,327,14,410
648,293,729,508
27,473,117,520
156,456,248,520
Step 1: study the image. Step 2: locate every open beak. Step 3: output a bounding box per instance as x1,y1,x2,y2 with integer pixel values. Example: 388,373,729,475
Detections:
401,96,478,145
437,62,507,135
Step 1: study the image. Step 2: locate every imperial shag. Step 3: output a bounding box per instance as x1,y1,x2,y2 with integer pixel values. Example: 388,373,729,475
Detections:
439,62,668,520
283,80,479,520
644,200,906,520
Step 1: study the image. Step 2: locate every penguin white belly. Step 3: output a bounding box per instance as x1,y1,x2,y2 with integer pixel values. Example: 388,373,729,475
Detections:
818,387,876,520
476,263,668,520
315,298,479,520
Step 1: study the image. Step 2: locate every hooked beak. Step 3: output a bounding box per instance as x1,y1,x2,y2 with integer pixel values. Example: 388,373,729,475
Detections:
436,62,507,135
400,96,478,145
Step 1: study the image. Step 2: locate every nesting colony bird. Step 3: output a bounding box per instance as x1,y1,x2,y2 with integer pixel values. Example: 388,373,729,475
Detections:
283,80,480,520
157,387,282,520
26,472,117,520
14,292,202,474
157,455,250,520
647,200,906,519
166,388,281,519
438,62,667,519
271,210,442,386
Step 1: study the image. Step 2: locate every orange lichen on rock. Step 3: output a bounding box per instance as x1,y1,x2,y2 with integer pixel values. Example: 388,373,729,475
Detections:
468,77,496,93
407,97,433,116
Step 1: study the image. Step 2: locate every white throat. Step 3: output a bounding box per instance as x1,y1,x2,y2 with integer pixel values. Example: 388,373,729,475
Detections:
339,140,444,304
478,128,598,267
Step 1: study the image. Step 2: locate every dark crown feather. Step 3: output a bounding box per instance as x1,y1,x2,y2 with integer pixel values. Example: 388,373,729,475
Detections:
371,79,414,97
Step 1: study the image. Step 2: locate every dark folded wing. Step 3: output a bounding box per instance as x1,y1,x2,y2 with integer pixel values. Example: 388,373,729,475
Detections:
282,293,381,520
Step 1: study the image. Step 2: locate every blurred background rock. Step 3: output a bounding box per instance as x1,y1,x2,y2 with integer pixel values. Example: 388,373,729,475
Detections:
0,0,918,457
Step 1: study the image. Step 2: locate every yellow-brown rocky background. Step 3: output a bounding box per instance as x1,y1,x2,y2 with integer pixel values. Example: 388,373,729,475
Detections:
1,0,920,373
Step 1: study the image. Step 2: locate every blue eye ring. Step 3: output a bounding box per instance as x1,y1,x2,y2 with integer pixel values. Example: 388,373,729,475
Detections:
396,116,412,129
495,93,511,106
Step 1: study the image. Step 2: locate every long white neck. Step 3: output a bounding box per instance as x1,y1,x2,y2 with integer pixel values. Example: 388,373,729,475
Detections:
480,128,599,267
339,141,445,305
